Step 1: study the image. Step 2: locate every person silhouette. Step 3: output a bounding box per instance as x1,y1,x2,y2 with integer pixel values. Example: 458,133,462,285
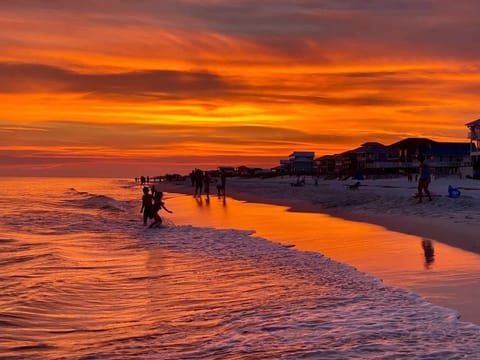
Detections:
417,154,432,203
140,186,153,226
203,171,210,199
194,168,204,196
220,171,226,197
149,191,173,228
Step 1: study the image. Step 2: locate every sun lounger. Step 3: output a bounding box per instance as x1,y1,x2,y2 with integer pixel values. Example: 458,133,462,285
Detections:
346,181,361,190
291,178,306,187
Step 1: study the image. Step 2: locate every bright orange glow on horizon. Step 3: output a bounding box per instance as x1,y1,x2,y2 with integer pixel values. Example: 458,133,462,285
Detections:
1,1,479,177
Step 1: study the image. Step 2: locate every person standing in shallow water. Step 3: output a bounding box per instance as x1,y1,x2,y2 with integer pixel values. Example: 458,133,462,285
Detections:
140,186,153,226
149,191,173,228
417,154,432,203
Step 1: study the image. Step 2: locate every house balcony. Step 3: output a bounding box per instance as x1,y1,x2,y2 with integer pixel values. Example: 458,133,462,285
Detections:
468,130,480,140
364,161,414,169
364,160,464,169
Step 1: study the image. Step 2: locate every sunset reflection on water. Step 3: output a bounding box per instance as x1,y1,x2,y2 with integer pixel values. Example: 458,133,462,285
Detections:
165,192,480,324
1,177,479,358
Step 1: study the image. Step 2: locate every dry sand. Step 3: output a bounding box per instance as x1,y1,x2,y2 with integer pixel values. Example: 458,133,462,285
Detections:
158,175,480,255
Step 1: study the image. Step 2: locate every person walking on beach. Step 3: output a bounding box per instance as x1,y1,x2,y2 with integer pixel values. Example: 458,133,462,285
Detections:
140,186,154,226
220,171,226,197
417,154,432,203
149,191,173,228
203,171,210,199
194,168,204,196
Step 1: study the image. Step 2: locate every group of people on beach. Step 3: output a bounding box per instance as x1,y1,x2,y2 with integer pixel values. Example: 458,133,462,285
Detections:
190,168,227,198
138,154,432,226
140,185,173,228
139,169,228,227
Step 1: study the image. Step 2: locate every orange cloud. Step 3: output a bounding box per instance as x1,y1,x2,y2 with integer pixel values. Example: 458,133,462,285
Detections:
1,1,479,176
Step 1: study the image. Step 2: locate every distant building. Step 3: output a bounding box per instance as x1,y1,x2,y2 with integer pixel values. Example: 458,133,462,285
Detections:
218,166,235,176
272,164,289,175
313,138,469,178
466,119,480,178
387,138,434,163
281,151,315,175
316,142,389,178
387,138,469,176
277,159,291,174
315,154,336,177
237,166,253,177
347,142,389,178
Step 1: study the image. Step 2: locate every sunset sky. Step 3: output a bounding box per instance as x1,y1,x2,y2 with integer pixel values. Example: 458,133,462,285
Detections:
1,1,479,177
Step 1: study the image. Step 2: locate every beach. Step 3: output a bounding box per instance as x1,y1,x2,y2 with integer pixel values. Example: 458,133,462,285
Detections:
159,175,480,255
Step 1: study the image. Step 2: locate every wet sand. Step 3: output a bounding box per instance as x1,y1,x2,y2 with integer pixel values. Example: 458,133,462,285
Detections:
157,176,480,255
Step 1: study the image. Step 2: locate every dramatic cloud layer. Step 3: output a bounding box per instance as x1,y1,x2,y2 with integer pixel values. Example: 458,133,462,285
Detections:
1,0,479,176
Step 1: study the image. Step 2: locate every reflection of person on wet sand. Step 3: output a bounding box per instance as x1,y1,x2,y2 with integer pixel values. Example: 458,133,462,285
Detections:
195,195,203,206
422,239,435,269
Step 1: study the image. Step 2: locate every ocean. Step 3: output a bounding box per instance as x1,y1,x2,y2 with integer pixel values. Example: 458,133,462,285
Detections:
0,177,479,359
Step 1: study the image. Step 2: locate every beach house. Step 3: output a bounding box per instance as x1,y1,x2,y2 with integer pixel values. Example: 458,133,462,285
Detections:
315,142,389,178
279,152,315,175
217,166,235,176
313,138,469,179
347,142,389,177
466,119,480,178
315,155,336,177
386,138,469,176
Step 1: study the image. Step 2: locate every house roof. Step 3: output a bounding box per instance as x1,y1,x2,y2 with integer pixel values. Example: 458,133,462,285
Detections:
466,119,480,127
349,142,388,154
361,142,385,147
289,151,315,157
388,138,469,156
315,154,337,160
389,137,433,148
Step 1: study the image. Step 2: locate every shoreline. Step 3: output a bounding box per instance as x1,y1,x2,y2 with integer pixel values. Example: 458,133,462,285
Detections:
156,176,480,256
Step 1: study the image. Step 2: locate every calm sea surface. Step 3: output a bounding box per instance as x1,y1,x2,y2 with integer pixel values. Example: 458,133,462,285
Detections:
0,177,479,359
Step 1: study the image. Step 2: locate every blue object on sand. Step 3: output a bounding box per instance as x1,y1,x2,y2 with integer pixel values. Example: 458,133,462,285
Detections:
448,185,461,198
